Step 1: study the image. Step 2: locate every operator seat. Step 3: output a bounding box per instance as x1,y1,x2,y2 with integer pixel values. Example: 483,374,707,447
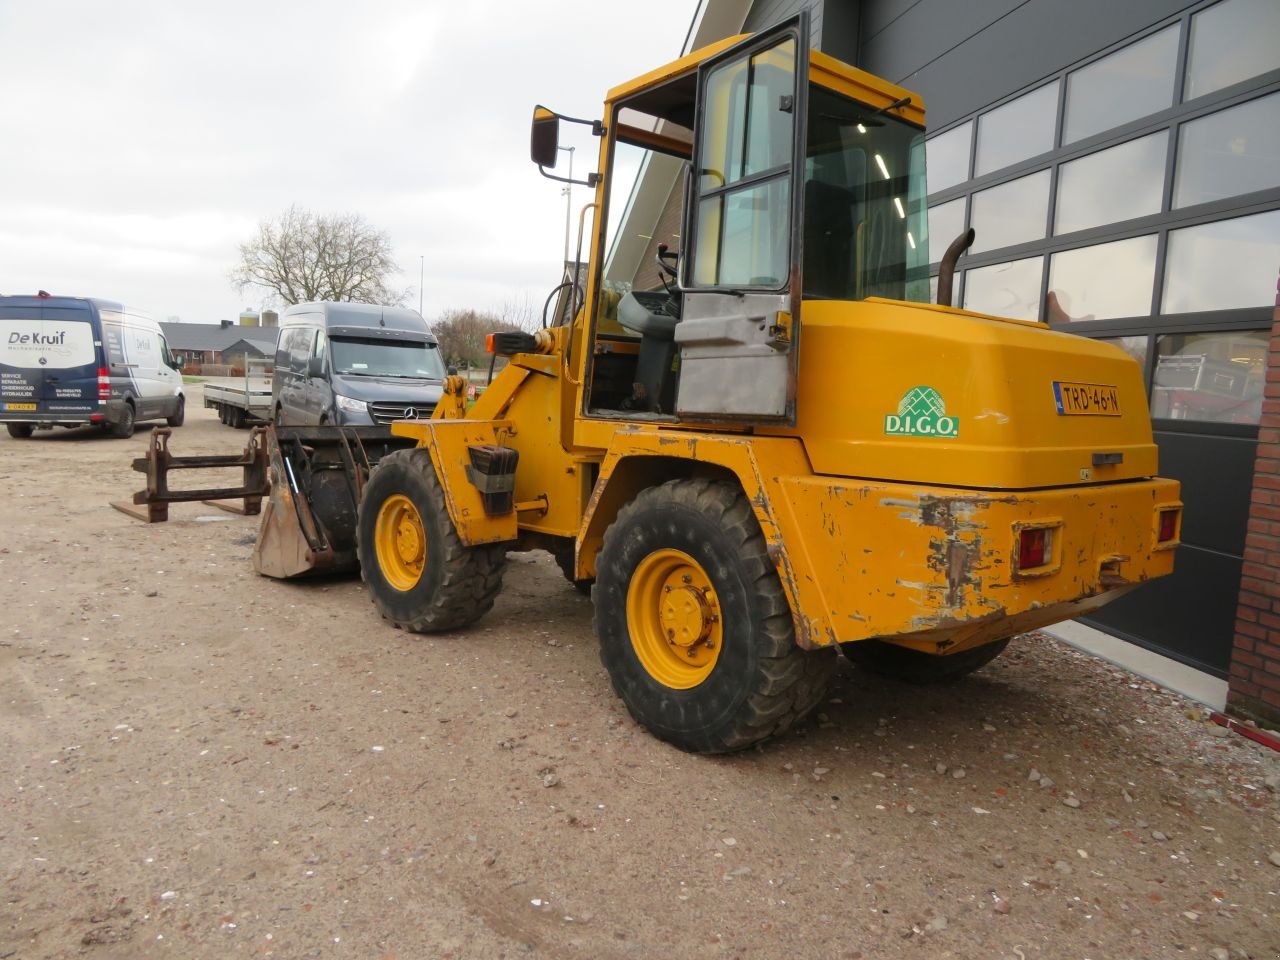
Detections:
617,290,680,413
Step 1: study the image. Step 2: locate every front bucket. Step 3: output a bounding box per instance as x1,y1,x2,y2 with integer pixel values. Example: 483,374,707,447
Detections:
251,425,418,579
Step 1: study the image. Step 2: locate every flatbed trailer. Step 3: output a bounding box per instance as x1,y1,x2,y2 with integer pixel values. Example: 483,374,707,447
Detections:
204,358,273,428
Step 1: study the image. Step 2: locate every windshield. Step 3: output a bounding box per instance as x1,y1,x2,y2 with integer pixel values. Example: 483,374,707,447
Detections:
804,85,930,303
329,337,446,379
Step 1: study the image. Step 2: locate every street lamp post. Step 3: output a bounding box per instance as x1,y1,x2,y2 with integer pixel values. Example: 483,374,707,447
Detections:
557,145,575,268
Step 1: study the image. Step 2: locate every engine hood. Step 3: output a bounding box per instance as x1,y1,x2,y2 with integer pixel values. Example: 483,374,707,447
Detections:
331,373,443,404
785,299,1159,490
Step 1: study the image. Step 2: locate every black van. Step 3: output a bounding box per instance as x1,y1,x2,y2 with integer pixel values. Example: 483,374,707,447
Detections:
272,302,446,425
0,293,185,439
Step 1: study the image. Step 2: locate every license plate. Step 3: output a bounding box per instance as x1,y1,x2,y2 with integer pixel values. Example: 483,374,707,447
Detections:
1053,381,1121,416
3,402,37,411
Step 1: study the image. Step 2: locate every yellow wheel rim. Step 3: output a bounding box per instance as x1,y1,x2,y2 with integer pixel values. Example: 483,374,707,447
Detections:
374,494,426,591
626,548,723,689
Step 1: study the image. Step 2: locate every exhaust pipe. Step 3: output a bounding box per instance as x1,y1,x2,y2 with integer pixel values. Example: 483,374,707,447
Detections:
936,228,975,307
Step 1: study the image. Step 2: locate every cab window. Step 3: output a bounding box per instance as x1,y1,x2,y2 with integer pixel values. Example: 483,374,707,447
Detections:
691,37,796,289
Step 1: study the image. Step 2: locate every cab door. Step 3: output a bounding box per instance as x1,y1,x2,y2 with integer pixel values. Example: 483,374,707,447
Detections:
675,14,808,423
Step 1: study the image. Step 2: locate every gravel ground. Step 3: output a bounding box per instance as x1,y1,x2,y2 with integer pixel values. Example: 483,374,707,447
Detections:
2,387,1278,959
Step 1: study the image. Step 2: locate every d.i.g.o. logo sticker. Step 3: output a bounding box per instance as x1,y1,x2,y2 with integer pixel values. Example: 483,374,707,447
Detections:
884,385,959,438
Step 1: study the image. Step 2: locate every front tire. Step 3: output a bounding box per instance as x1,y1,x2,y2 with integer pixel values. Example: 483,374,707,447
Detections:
166,395,185,428
356,448,507,632
841,637,1010,683
110,401,136,439
595,479,835,754
6,423,34,439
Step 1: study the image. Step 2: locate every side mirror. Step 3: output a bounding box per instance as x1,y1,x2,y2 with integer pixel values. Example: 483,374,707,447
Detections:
307,356,324,378
447,365,458,376
530,106,559,168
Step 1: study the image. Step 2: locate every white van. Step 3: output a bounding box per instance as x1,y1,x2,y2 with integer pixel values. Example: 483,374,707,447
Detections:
0,292,185,439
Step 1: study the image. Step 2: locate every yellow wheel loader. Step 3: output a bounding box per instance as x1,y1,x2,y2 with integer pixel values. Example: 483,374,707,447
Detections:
239,15,1181,753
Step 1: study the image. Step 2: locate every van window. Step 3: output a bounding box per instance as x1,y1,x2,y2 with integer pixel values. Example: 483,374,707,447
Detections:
0,316,95,369
284,328,312,370
159,335,176,368
127,328,160,368
330,338,446,379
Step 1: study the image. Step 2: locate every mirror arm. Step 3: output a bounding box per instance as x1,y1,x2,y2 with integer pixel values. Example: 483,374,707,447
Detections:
533,112,604,186
536,167,600,188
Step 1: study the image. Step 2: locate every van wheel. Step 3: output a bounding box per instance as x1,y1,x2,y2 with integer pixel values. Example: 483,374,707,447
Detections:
6,423,34,439
840,637,1010,683
595,479,836,754
356,448,507,632
166,395,185,428
111,401,136,439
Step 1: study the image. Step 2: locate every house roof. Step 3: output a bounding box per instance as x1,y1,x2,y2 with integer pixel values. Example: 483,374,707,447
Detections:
222,336,278,357
161,321,278,353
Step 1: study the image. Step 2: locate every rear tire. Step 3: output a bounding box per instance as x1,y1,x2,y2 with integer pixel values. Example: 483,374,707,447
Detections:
356,448,507,632
840,637,1010,684
553,544,594,596
166,395,185,428
6,423,34,439
595,479,835,754
110,401,136,439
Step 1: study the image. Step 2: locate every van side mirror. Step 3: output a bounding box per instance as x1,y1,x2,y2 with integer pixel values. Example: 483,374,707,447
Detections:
307,356,324,378
530,107,560,168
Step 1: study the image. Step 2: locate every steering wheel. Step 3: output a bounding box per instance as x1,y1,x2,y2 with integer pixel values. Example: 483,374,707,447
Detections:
656,243,680,295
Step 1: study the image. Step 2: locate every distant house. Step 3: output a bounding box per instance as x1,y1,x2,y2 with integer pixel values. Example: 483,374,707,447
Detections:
160,321,278,367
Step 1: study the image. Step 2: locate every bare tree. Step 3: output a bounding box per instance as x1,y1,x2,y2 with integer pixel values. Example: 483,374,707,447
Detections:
231,205,410,306
499,294,540,332
430,309,524,368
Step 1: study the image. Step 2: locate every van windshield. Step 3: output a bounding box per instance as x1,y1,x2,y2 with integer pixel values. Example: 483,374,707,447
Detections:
329,337,446,379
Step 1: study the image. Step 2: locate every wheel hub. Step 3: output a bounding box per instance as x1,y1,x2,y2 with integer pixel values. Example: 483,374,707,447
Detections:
660,584,715,651
626,548,723,689
374,493,426,592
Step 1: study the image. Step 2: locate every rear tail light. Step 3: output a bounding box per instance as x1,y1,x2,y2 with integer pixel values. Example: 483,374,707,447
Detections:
1018,527,1051,570
1158,508,1180,543
97,367,110,400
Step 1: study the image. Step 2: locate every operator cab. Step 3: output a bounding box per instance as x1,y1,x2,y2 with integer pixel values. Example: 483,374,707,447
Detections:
532,13,931,425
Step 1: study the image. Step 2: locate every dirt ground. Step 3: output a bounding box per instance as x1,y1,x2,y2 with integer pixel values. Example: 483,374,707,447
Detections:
2,385,1278,960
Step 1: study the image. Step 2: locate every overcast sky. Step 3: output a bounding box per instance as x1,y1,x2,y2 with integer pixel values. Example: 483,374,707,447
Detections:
0,0,699,325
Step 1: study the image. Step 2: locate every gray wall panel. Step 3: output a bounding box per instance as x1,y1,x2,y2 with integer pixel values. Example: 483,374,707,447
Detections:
858,0,1191,129
744,0,824,45
859,0,920,42
744,0,812,30
858,0,1024,79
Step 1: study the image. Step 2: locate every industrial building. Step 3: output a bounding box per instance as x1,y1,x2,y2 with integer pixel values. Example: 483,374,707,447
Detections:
668,0,1279,721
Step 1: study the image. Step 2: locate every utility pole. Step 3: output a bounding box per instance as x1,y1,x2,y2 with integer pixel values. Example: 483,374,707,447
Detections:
418,255,424,315
557,145,575,268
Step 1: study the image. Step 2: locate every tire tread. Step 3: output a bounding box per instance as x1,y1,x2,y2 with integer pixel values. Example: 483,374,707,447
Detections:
596,478,835,753
356,448,506,633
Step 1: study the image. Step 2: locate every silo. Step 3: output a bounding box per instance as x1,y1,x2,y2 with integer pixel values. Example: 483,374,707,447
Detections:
239,308,260,327
261,309,279,328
